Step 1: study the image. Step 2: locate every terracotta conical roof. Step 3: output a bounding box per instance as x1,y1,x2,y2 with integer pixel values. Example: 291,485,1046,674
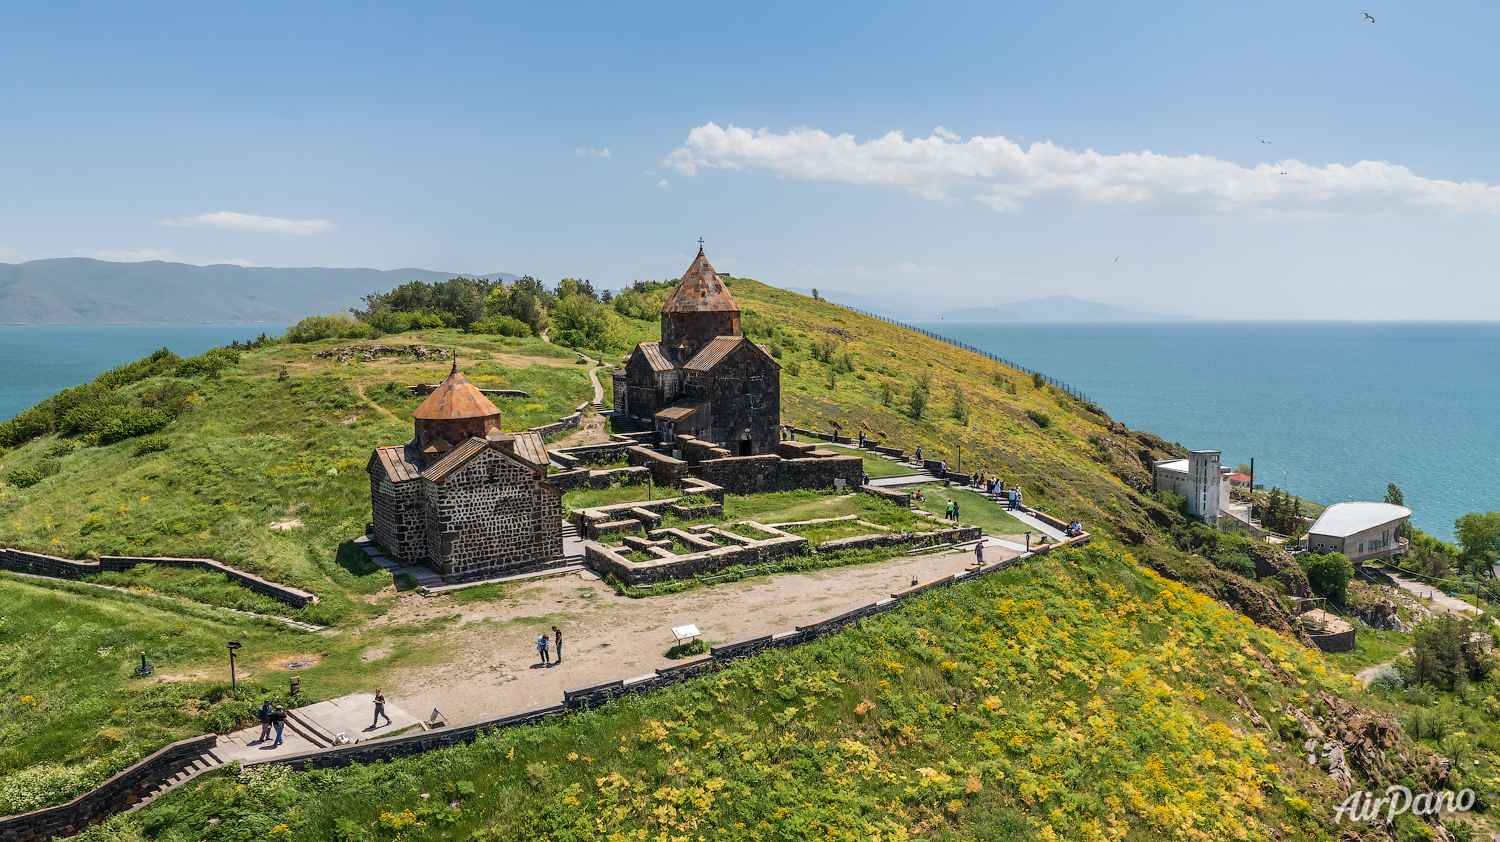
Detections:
662,247,740,314
412,365,503,420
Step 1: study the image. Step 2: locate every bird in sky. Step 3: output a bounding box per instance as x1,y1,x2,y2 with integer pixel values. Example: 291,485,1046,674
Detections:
1114,257,1119,262
1363,12,1375,22
1280,172,1288,175
1261,139,1271,144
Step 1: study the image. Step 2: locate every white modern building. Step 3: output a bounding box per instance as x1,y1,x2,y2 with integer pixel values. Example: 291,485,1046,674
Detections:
1152,451,1228,522
1306,502,1411,562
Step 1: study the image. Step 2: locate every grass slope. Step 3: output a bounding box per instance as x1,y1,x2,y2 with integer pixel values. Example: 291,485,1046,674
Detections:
80,546,1425,841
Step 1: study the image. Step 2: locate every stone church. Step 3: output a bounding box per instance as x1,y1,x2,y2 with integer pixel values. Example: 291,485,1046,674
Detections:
367,363,562,581
613,247,781,455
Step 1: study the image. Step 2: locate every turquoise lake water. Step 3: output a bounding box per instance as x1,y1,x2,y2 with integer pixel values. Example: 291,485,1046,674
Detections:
0,323,269,420
2,321,1495,540
915,321,1500,541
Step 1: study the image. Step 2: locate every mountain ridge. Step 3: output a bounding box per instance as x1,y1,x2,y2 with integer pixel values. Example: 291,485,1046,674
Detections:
0,258,520,325
782,285,1192,321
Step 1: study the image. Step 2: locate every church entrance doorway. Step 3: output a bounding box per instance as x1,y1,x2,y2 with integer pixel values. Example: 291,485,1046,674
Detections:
739,440,753,456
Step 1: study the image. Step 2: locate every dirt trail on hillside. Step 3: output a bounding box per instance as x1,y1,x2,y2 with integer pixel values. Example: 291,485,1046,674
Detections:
378,546,1009,724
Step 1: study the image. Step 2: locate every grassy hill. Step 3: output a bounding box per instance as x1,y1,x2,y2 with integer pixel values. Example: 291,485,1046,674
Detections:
0,278,1484,839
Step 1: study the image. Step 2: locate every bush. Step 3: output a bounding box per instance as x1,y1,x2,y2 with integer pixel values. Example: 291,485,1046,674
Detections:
1211,551,1256,578
1031,372,1045,389
1299,551,1353,605
5,466,47,488
62,404,170,443
784,360,801,377
132,436,171,456
338,321,373,340
665,638,708,659
174,347,240,378
286,312,354,343
1025,409,1051,428
468,315,533,338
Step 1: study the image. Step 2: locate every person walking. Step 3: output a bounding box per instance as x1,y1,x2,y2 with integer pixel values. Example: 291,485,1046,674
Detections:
953,500,961,522
269,705,287,747
1015,488,1024,511
975,542,984,565
945,500,954,520
371,688,392,729
551,626,563,664
255,699,273,744
537,633,550,665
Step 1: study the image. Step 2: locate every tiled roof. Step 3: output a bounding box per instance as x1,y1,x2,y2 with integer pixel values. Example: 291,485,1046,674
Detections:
509,431,549,471
654,400,708,421
635,342,677,372
683,336,744,371
662,248,740,314
369,444,423,483
413,365,503,420
420,437,490,483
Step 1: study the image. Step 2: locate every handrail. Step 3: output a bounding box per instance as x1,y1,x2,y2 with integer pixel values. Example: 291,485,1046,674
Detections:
835,305,1095,406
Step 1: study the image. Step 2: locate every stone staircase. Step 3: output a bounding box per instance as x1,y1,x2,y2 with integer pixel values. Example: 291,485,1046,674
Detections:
125,749,225,813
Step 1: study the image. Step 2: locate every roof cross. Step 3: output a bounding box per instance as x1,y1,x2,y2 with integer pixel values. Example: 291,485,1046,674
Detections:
697,237,704,255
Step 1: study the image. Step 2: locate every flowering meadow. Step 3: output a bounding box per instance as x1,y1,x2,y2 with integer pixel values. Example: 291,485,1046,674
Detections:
82,544,1372,842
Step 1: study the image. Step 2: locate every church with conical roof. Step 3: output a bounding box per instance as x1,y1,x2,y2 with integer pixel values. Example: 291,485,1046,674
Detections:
367,362,562,580
613,246,781,455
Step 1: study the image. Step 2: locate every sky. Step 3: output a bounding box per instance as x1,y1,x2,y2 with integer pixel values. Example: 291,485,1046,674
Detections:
2,2,1498,318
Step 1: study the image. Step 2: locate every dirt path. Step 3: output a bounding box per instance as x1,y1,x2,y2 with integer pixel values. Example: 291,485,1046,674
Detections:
354,384,398,420
379,545,1009,724
1355,649,1412,687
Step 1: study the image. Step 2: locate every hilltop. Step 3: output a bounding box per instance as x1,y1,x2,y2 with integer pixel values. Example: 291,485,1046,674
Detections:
0,277,1487,840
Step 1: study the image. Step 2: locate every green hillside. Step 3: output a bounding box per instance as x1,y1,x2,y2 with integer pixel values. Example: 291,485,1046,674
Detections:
0,278,1488,839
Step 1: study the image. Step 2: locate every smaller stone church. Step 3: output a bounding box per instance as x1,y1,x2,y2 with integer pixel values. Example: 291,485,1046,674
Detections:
613,247,781,455
367,363,563,581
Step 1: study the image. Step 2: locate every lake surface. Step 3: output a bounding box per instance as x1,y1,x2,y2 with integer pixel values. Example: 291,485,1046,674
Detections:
3,321,1495,540
914,321,1500,541
0,324,271,420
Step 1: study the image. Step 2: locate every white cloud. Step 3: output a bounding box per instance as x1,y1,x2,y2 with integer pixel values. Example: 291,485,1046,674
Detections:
575,147,612,159
666,123,1500,216
658,180,670,189
160,211,333,234
94,250,255,266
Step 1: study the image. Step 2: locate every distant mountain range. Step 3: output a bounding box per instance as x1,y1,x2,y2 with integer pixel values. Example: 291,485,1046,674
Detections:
782,286,1191,321
0,259,520,325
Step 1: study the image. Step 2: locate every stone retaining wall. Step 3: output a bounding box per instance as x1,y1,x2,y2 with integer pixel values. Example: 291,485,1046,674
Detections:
627,446,689,486
529,402,589,440
859,484,912,507
696,454,863,495
0,735,215,842
814,525,981,554
1307,628,1357,653
0,549,316,608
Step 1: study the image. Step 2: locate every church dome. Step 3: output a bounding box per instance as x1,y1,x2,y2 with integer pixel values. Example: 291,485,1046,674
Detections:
412,362,503,450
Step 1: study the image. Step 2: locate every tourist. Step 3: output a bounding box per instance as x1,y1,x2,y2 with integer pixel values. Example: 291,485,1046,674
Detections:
939,460,947,476
975,542,984,564
861,471,870,487
552,626,563,664
371,688,392,729
255,699,273,744
1007,487,1018,510
946,500,954,520
1015,488,1024,510
914,445,922,462
269,705,286,747
953,500,961,522
912,489,925,503
537,633,551,665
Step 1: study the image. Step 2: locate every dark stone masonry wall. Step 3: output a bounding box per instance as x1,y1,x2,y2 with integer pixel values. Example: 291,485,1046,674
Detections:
0,549,316,608
627,446,689,486
369,471,426,562
696,454,864,495
0,736,215,842
421,450,563,580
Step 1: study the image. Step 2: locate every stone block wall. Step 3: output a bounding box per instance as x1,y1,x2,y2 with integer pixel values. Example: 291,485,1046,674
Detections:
696,454,863,495
777,441,818,459
627,446,689,486
814,525,980,555
676,436,732,465
0,735,215,842
421,449,563,580
552,440,637,467
0,549,316,608
528,403,587,440
587,534,809,585
860,485,912,507
1307,628,1357,653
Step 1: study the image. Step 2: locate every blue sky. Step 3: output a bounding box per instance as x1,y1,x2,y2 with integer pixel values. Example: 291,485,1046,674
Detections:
2,1,1498,318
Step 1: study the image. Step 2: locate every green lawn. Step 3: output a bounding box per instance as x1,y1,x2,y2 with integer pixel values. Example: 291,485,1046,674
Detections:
908,483,1031,536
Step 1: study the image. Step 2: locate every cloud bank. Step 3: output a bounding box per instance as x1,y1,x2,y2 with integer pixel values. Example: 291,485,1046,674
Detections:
666,123,1500,216
161,211,333,234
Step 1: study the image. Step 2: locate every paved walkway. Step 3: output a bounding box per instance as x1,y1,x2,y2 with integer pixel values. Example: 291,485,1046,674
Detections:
215,693,423,763
1386,571,1481,616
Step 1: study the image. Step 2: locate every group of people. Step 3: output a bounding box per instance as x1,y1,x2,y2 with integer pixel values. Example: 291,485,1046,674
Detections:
1065,520,1085,537
536,625,564,665
254,688,395,748
944,499,962,521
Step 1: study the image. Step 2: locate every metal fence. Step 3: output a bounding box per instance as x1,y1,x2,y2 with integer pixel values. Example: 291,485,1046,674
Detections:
837,306,1095,406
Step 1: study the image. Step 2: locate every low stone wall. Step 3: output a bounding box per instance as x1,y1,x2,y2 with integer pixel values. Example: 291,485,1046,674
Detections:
1307,628,1357,653
547,469,591,491
552,440,637,467
860,484,912,507
814,525,981,555
696,454,863,495
870,445,905,459
668,503,722,520
529,402,589,439
0,735,215,842
1,549,316,608
627,446,689,486
675,436,731,465
587,533,809,585
777,441,818,459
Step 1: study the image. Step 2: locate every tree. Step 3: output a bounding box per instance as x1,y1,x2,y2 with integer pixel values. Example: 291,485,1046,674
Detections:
1401,614,1493,691
811,288,820,301
549,295,626,353
951,387,970,425
1455,511,1500,576
878,380,894,406
1300,551,1353,605
907,386,928,420
1385,483,1405,507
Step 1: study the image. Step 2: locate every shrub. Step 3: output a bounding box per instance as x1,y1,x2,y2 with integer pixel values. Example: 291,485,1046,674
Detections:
174,347,240,378
1211,551,1256,578
286,312,354,343
132,436,171,456
468,315,532,337
1299,551,1353,605
665,638,708,659
907,387,928,419
338,321,373,340
1031,371,1045,389
784,360,801,377
5,466,47,488
1025,409,1051,428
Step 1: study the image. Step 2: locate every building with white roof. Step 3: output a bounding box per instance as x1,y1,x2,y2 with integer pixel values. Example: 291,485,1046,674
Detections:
1152,451,1229,522
1306,502,1411,562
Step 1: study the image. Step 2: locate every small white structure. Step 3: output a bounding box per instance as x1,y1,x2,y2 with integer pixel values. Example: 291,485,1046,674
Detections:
1306,502,1410,562
1152,451,1227,522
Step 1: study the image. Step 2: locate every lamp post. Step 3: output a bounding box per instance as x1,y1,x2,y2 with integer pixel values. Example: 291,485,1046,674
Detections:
1024,531,1032,553
227,641,242,690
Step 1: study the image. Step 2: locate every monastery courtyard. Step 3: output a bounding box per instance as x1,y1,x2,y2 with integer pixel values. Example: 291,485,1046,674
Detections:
363,535,1020,726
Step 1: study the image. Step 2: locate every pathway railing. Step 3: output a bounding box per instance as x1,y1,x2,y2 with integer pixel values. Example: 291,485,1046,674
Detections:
836,305,1095,406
